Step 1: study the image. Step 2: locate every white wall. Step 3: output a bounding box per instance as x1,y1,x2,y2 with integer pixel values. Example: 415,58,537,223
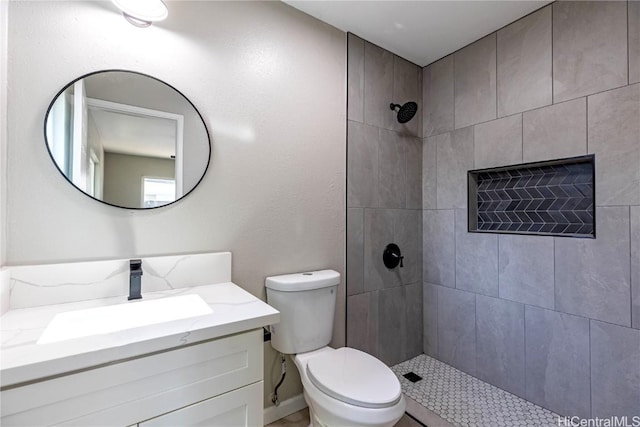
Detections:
6,0,346,405
1,0,10,315
103,152,175,208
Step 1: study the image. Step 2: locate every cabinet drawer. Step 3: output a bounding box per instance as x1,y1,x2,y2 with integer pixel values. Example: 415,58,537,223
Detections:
140,381,262,427
1,329,262,426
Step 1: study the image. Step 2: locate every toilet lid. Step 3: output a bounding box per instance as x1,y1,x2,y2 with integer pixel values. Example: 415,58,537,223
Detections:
306,347,402,409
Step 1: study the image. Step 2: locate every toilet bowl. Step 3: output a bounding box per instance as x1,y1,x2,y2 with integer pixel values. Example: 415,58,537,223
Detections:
294,347,406,427
265,270,405,427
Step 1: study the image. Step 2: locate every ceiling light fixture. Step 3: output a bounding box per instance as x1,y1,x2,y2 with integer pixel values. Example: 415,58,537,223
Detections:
111,0,168,28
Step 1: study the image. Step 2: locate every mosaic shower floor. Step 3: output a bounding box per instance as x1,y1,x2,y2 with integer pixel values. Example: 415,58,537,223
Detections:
392,354,560,427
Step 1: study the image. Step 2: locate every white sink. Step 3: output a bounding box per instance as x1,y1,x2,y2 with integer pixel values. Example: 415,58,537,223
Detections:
37,294,213,344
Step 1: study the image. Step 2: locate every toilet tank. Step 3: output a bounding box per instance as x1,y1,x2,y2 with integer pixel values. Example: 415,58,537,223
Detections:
265,270,340,354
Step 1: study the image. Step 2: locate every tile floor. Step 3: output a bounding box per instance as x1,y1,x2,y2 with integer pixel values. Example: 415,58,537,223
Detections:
265,407,423,427
392,354,560,427
265,408,310,427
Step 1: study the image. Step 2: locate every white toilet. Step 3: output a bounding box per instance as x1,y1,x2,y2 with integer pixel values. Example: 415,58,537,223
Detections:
266,270,406,427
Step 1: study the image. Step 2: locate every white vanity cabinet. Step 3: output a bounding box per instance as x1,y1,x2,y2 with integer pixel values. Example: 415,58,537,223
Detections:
1,329,264,427
1,255,279,426
139,381,262,426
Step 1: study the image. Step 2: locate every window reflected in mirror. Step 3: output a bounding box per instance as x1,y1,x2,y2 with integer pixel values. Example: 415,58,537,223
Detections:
143,177,176,208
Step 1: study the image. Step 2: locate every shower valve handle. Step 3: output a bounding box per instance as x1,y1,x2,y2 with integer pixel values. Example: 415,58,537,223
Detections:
383,243,404,269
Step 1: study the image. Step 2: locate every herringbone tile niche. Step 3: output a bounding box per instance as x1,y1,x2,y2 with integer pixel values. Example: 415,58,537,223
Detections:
468,155,595,238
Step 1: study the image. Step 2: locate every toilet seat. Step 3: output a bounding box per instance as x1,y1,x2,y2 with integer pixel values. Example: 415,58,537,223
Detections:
305,347,402,409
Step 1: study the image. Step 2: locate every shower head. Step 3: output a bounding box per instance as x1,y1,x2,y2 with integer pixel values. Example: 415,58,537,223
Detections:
390,101,418,124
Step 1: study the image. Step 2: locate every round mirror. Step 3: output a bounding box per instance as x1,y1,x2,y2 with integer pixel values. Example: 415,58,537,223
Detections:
44,70,210,209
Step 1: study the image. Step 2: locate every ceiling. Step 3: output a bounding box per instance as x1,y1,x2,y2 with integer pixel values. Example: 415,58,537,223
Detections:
88,109,177,159
284,1,552,66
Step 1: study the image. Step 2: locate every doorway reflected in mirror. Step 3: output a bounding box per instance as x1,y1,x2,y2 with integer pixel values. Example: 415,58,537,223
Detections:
44,70,210,209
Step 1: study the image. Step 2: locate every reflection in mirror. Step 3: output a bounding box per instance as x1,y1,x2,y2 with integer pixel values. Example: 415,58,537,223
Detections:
45,70,210,209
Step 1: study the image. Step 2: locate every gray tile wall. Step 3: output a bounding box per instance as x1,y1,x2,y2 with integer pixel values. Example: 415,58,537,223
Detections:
347,33,423,366
474,114,522,170
347,2,638,419
436,127,474,209
498,234,554,310
631,1,640,84
454,209,498,297
522,98,587,163
421,2,640,419
590,320,640,418
553,1,628,103
588,84,640,206
437,286,476,376
555,206,631,326
632,206,640,329
476,295,525,397
422,55,454,138
423,209,455,288
497,6,552,117
422,283,438,358
454,34,497,129
525,306,591,419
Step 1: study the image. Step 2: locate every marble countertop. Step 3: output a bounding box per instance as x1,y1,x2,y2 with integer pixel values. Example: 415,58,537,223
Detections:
0,283,279,388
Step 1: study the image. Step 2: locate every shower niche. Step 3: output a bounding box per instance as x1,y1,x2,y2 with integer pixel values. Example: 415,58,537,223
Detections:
468,155,595,238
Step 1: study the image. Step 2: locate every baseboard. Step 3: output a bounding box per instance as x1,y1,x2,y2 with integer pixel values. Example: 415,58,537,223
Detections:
263,393,308,425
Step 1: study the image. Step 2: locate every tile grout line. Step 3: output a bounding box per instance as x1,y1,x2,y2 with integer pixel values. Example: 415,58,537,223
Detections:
495,31,498,120
523,304,528,402
585,95,589,154
553,237,557,311
453,52,456,131
473,291,478,377
360,208,365,300
521,112,524,163
363,39,367,126
435,135,438,210
629,205,633,328
375,126,381,209
497,236,501,298
588,319,592,417
360,36,365,123
527,302,637,331
435,284,439,360
551,3,554,105
440,86,627,133
453,207,457,289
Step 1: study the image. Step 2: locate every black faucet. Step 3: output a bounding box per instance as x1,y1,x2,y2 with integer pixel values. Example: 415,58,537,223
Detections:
128,259,143,300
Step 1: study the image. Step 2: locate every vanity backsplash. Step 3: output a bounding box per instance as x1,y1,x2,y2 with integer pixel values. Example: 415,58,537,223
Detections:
1,269,10,315
7,252,231,309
